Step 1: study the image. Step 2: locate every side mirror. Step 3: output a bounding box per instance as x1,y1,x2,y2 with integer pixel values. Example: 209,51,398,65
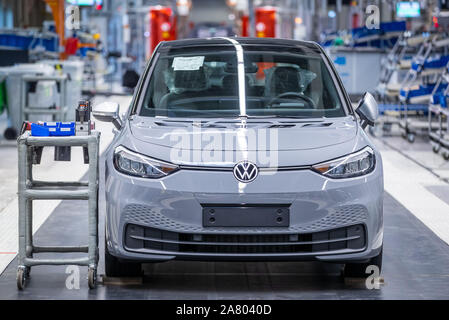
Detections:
355,92,378,129
92,102,122,130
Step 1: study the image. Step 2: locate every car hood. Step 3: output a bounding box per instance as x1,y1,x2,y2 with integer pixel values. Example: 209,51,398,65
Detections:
129,116,357,151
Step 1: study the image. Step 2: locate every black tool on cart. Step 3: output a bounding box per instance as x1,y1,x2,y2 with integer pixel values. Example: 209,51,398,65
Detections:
76,100,93,163
54,100,93,162
76,100,92,136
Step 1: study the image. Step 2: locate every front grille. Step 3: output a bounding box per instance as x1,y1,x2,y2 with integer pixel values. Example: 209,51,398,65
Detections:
123,204,368,233
124,224,366,255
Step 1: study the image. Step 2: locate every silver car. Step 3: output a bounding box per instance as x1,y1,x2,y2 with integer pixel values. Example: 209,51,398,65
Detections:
93,38,383,278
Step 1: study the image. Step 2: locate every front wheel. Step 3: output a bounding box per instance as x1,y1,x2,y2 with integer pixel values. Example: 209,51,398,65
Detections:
343,247,383,278
105,241,142,277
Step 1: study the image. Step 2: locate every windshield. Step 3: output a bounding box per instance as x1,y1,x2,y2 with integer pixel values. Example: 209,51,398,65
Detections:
140,44,345,119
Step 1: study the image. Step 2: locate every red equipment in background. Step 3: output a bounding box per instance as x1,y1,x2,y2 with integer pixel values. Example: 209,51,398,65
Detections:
241,15,249,37
255,6,277,38
150,6,177,54
352,13,360,29
254,6,277,80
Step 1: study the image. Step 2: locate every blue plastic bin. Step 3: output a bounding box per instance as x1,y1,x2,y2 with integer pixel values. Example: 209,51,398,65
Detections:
412,55,449,72
30,123,50,136
30,122,75,137
56,122,75,136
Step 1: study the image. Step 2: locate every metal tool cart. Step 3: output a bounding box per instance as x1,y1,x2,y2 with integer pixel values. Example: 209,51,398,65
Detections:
428,62,449,159
370,33,435,138
438,104,449,160
377,32,428,103
21,74,69,124
16,130,100,290
398,35,449,142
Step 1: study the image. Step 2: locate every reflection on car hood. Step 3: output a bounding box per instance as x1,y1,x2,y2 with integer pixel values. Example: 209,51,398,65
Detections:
129,116,357,151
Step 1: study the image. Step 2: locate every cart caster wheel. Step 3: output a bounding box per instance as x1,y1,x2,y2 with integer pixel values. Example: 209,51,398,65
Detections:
407,133,415,143
432,144,441,153
442,152,449,161
17,268,26,290
88,267,97,289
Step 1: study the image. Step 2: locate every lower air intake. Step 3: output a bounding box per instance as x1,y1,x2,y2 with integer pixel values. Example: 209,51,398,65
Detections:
124,224,366,255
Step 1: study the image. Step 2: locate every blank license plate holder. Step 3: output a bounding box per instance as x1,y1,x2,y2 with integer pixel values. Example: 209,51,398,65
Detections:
202,205,290,227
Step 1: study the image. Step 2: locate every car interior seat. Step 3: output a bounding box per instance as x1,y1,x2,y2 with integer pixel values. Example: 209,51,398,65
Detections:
159,67,209,109
221,74,251,95
264,66,302,97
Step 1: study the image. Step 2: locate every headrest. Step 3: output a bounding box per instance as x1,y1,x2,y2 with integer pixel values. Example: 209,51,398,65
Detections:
173,68,208,91
268,66,301,96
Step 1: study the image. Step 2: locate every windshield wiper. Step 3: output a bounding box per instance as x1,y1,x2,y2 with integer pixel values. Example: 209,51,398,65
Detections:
245,115,314,119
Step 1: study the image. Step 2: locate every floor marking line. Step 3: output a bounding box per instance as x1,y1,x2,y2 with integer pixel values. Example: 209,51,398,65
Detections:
381,148,449,246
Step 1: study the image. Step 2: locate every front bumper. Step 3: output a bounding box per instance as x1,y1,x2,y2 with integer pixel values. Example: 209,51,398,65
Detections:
105,161,383,263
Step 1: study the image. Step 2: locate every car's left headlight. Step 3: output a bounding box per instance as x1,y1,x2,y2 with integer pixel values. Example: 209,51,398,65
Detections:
312,146,375,179
114,146,179,178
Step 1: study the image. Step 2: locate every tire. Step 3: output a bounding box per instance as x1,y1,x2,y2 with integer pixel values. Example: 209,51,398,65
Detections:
343,247,383,278
105,241,142,277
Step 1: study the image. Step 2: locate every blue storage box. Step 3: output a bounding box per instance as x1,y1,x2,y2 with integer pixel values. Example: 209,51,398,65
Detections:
56,122,75,136
432,93,448,108
400,85,434,99
31,123,50,136
380,21,406,33
0,33,58,52
30,122,75,137
412,55,449,71
378,104,428,115
400,82,447,98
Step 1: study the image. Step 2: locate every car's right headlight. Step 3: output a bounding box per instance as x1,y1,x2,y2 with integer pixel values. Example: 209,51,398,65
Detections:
312,146,375,179
114,146,179,179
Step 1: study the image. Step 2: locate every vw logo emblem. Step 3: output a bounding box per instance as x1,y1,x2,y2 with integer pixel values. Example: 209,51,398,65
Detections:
233,160,259,183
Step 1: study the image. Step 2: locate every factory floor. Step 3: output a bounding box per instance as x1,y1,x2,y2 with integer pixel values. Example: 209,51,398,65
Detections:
1,98,449,299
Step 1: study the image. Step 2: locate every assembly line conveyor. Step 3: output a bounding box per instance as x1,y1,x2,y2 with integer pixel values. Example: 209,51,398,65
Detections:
16,131,100,290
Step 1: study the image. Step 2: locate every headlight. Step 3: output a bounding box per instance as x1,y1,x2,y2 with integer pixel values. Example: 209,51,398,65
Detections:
312,146,375,179
114,146,179,178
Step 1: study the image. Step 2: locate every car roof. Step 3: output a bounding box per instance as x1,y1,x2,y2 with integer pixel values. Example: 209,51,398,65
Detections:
159,37,323,55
